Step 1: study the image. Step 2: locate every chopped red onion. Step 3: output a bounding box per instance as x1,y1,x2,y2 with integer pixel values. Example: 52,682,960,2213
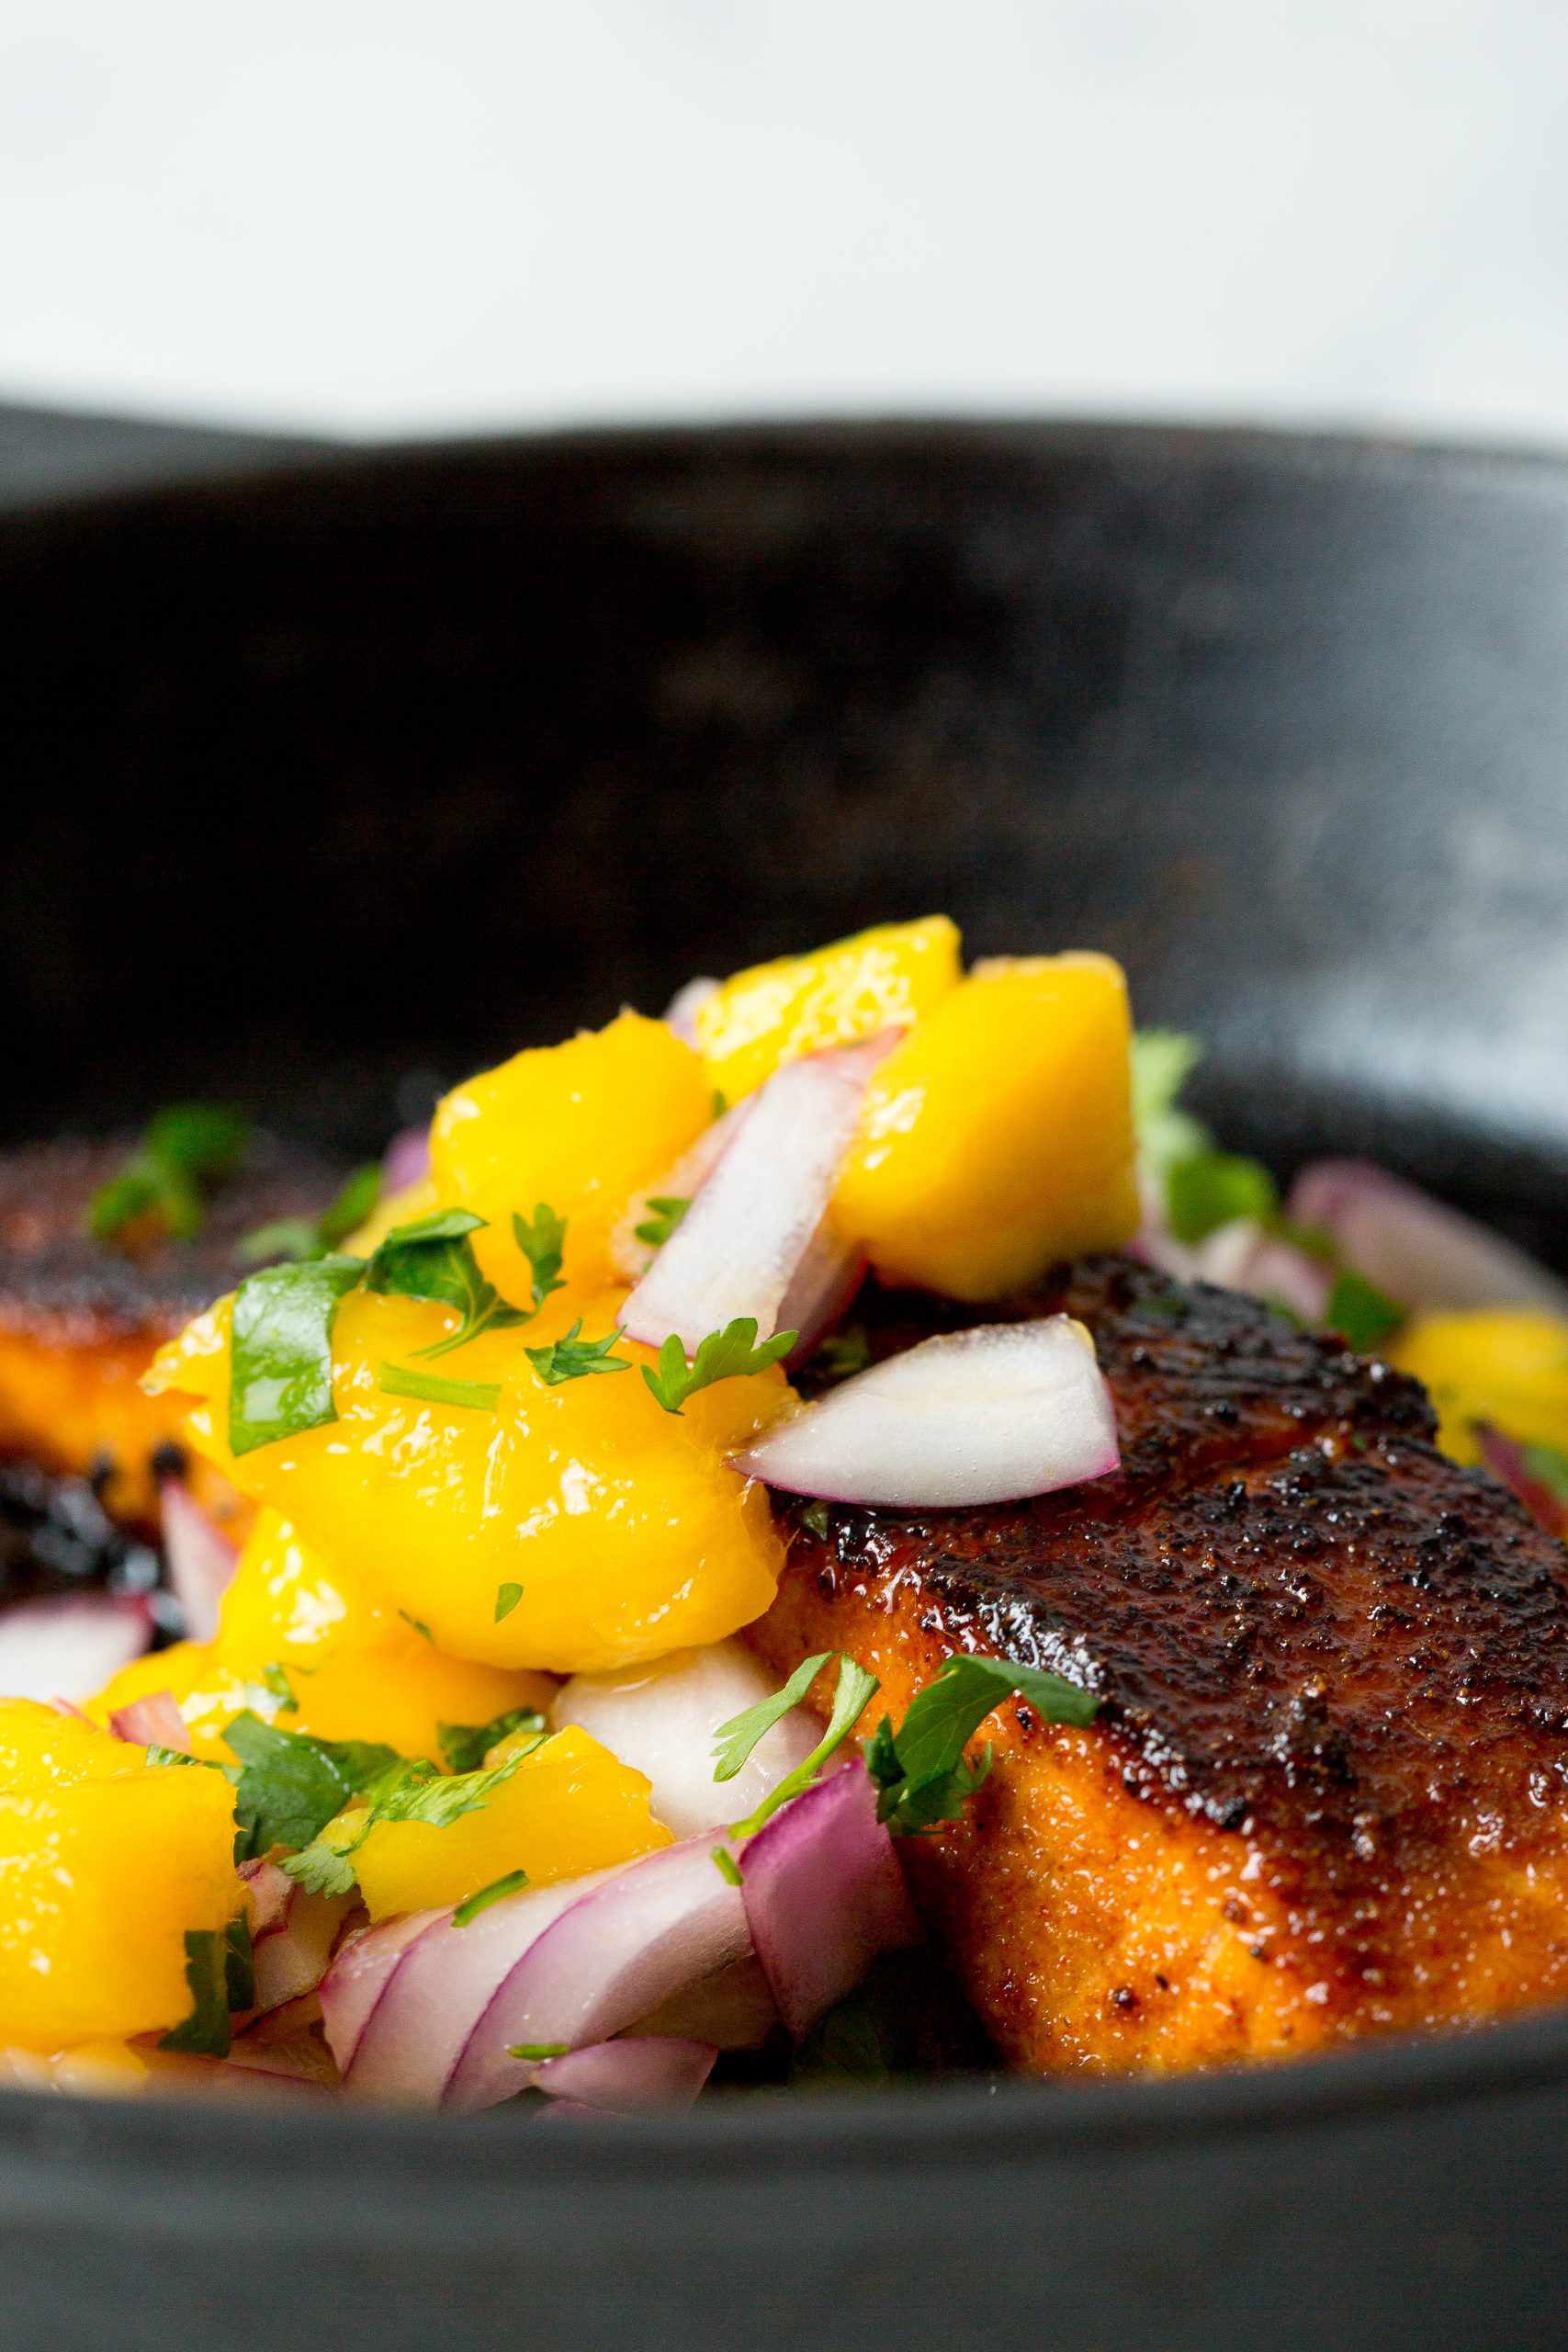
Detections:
445,1839,749,2114
319,1907,440,2076
739,1759,920,2040
1190,1218,1334,1324
621,1037,894,1357
158,1478,238,1644
107,1689,191,1752
381,1125,432,1194
776,1214,867,1366
240,1858,296,1939
662,977,720,1048
0,1592,150,1704
552,1640,818,1838
525,2035,716,2113
731,1317,1120,1509
1289,1160,1568,1318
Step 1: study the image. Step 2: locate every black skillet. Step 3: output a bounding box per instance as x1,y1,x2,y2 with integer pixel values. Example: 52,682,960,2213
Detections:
0,409,1565,2352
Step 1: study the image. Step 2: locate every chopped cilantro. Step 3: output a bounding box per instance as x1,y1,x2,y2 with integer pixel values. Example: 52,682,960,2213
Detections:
634,1195,690,1250
1523,1442,1568,1504
223,1711,398,1861
799,1499,831,1539
227,1254,366,1455
1325,1268,1405,1353
1130,1032,1210,1182
712,1651,834,1782
811,1326,871,1382
726,1654,881,1838
399,1611,434,1643
146,1746,220,1770
234,1163,382,1268
525,1320,631,1386
710,1090,728,1120
511,1204,568,1317
437,1707,547,1775
507,2041,570,2062
640,1317,796,1415
865,1653,1099,1835
378,1363,502,1411
90,1102,250,1250
158,1917,253,2057
1166,1150,1279,1245
282,1748,531,1894
711,1845,742,1886
493,1581,524,1623
453,1870,528,1927
366,1206,528,1359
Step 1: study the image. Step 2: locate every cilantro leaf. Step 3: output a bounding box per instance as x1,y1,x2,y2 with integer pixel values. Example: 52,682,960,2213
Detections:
158,1917,253,2057
228,1254,366,1455
512,1204,568,1316
711,1846,742,1886
1165,1150,1279,1245
865,1653,1098,1836
1523,1442,1568,1505
1130,1032,1210,1183
453,1869,528,1927
727,1653,881,1838
366,1206,528,1359
634,1196,690,1250
278,1831,361,1897
525,1320,632,1386
493,1582,523,1623
811,1326,871,1382
1325,1268,1405,1353
712,1651,833,1782
640,1317,797,1415
235,1164,382,1268
437,1706,547,1775
223,1711,399,1860
507,2041,570,2061
90,1102,250,1249
378,1362,502,1411
283,1746,536,1893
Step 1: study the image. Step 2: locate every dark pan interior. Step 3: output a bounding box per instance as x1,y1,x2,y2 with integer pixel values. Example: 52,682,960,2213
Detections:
1,416,1567,2349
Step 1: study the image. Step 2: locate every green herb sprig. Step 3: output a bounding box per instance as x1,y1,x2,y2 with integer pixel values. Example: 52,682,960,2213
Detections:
366,1206,529,1359
721,1653,882,1839
863,1654,1099,1834
525,1320,631,1385
90,1103,249,1250
641,1317,796,1415
158,1917,254,2058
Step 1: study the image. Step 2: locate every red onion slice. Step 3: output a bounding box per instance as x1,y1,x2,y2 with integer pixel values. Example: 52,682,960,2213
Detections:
776,1214,867,1366
319,1908,440,2076
609,1100,752,1283
107,1689,191,1751
1288,1160,1568,1318
381,1124,432,1194
525,2035,716,2113
621,1038,894,1357
739,1758,920,2040
158,1478,239,1644
446,1838,750,2113
1189,1218,1334,1324
0,1592,150,1704
731,1317,1120,1508
240,1857,355,2014
552,1640,818,1838
662,977,720,1047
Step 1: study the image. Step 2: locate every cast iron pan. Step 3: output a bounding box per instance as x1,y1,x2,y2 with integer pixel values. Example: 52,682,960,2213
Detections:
0,413,1565,2350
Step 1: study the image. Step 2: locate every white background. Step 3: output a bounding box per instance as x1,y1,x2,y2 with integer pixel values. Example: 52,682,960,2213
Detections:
5,0,1568,447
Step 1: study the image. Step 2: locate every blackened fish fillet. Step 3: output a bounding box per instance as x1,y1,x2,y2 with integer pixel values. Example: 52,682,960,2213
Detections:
746,1259,1568,2074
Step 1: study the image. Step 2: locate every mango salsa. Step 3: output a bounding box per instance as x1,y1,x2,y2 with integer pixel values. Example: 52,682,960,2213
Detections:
1391,1309,1568,1465
93,1508,554,1764
831,952,1139,1299
150,1288,790,1677
349,1725,669,1919
694,915,961,1104
429,1011,712,1304
0,1701,239,2050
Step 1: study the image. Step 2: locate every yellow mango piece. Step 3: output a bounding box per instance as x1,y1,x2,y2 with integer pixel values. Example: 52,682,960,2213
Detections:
831,952,1139,1300
217,1508,392,1666
164,1286,789,1676
350,1725,670,1919
0,1700,238,2049
1390,1309,1568,1465
694,915,961,1105
88,1641,267,1760
288,1639,555,1765
429,1011,712,1303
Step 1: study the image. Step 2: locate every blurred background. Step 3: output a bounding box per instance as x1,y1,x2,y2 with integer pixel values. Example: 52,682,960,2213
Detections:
4,0,1568,446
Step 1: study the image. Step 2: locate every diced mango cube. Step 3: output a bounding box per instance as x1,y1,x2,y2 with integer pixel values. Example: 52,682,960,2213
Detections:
429,1011,712,1301
0,1700,239,2049
1390,1309,1568,1465
694,915,961,1104
831,952,1139,1299
349,1725,670,1919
